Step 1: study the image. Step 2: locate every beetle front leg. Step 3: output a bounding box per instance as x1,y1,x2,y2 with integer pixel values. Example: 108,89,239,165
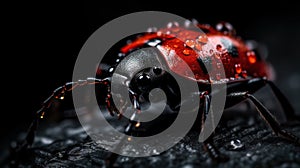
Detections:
201,92,229,162
10,77,115,166
105,90,142,167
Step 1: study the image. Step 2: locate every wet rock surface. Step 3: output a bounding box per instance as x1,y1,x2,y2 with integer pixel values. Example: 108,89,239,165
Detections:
4,111,300,168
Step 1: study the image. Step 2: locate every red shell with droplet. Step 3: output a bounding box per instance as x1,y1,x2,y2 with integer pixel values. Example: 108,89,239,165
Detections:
120,23,270,83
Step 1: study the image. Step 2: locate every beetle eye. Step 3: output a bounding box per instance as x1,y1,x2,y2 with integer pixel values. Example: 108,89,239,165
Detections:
137,73,151,86
152,67,162,75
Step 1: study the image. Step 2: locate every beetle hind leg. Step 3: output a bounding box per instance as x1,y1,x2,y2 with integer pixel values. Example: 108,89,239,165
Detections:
228,92,300,145
266,80,300,121
247,93,300,145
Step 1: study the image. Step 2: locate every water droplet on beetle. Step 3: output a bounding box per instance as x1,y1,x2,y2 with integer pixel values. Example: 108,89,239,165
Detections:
235,64,242,74
235,74,239,78
118,53,125,57
167,22,179,28
197,35,208,44
164,31,176,39
147,39,161,47
214,53,221,59
242,70,248,78
216,44,222,51
226,58,231,63
184,20,192,28
109,67,114,73
157,31,162,36
195,43,202,51
147,27,158,32
191,19,198,25
247,51,257,64
216,22,236,35
216,73,221,80
185,39,195,48
182,49,191,56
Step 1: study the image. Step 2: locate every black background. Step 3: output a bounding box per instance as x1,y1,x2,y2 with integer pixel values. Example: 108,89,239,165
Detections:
2,2,300,148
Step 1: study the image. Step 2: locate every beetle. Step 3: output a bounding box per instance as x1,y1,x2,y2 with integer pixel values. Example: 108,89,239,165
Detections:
11,20,300,165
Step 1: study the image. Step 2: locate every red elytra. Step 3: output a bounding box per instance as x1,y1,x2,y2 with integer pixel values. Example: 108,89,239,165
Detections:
121,23,270,83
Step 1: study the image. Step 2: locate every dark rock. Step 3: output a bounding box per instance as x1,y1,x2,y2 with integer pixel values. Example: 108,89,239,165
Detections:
2,109,300,168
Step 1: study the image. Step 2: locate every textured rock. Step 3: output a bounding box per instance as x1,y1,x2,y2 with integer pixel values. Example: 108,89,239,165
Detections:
4,109,300,168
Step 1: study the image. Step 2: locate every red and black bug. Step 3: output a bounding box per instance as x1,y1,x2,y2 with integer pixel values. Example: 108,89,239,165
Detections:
10,20,300,165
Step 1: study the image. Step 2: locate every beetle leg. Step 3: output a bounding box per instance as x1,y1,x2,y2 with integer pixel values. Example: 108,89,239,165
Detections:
243,78,299,121
228,92,300,145
124,90,141,134
201,92,229,162
229,78,299,122
266,80,299,121
106,109,140,168
10,77,114,165
106,90,141,167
